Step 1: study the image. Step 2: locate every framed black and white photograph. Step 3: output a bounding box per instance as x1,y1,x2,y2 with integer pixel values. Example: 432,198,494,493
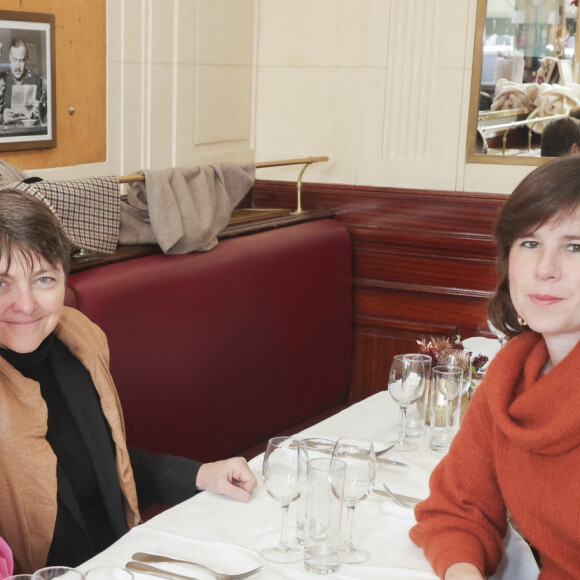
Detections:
0,11,55,151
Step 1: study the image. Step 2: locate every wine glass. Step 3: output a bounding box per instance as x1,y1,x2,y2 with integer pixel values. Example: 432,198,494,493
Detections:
33,568,84,580
261,436,305,563
332,437,376,564
387,354,428,452
433,365,464,447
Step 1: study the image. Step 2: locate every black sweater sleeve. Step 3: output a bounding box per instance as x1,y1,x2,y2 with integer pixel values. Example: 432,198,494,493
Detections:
129,447,202,505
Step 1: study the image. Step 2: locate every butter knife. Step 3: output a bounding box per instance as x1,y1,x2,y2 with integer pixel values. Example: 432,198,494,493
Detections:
377,456,408,468
126,561,201,580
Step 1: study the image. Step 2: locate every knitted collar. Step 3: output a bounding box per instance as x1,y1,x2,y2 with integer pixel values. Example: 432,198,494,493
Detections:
484,332,580,455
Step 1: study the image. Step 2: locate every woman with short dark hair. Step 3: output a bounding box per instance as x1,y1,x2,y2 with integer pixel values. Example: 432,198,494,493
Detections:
0,189,256,573
540,117,580,157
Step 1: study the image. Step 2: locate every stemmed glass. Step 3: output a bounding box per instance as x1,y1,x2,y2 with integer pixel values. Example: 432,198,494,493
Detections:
332,437,376,564
33,569,84,580
387,354,429,452
261,436,305,563
433,365,464,446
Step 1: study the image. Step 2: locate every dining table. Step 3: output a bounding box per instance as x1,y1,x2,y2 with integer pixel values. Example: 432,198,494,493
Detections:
76,391,540,580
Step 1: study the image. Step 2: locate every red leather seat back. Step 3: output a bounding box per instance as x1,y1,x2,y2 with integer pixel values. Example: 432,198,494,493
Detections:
66,220,352,462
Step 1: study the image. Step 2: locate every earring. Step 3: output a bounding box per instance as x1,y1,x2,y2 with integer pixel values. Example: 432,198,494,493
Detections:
517,315,528,327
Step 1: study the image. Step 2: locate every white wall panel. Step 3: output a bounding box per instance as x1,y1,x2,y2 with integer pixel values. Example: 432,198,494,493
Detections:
109,0,255,176
37,0,533,193
194,65,253,145
197,0,254,65
121,61,148,172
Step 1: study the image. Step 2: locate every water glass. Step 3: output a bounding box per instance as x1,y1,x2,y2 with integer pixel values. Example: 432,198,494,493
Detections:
429,365,463,453
402,353,432,437
296,437,335,544
440,348,472,421
304,457,346,574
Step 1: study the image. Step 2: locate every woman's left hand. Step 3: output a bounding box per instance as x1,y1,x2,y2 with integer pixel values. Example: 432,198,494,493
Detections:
196,457,257,502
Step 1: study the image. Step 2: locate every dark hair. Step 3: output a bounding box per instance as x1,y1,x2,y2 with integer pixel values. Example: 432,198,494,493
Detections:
0,188,71,275
488,156,580,338
540,117,580,157
9,38,29,61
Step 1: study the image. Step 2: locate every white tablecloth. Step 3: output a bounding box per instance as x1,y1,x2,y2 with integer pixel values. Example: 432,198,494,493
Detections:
78,392,539,579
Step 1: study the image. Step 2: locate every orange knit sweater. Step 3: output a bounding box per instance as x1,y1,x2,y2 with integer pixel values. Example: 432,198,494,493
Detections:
410,331,580,579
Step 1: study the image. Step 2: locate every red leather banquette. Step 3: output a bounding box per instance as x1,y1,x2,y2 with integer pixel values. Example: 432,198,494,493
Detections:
64,219,353,463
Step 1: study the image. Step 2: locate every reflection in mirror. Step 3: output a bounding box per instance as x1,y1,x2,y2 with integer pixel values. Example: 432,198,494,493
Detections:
467,0,580,163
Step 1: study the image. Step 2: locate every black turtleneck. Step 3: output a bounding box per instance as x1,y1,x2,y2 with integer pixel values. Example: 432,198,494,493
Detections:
2,335,119,566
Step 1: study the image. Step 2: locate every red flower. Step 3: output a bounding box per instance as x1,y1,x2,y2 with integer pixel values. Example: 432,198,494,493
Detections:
573,0,578,7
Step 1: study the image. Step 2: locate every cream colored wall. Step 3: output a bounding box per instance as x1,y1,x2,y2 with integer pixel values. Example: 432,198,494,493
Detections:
35,0,532,194
35,0,256,181
253,0,531,194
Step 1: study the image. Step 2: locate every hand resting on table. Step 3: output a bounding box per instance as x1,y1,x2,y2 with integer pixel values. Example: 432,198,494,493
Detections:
196,457,257,502
445,562,485,580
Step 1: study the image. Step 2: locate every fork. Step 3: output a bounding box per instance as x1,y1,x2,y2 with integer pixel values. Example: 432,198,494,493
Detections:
131,553,262,580
381,482,417,509
375,443,395,456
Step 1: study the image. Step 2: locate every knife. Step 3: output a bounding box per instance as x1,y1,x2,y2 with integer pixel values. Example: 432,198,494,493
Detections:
126,561,201,580
373,487,422,506
304,442,408,467
377,456,409,468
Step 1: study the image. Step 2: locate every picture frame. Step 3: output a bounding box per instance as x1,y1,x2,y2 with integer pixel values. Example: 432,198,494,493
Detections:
0,10,56,152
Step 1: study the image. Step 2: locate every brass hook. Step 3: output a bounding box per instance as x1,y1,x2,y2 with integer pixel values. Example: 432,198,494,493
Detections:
292,158,314,215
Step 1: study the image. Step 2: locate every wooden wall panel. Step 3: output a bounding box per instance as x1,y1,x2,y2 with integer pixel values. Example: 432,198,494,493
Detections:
253,180,506,403
354,252,496,292
0,1,106,170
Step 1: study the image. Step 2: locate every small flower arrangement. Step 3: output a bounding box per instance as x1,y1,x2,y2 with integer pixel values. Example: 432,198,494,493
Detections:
417,334,489,380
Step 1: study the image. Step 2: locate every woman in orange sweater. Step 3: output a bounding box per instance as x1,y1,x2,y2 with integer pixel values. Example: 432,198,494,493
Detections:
410,154,580,579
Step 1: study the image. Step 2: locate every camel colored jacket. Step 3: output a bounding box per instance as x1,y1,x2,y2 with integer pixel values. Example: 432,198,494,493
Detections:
0,307,140,573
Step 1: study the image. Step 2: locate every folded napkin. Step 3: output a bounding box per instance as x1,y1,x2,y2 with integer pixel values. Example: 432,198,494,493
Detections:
381,500,417,522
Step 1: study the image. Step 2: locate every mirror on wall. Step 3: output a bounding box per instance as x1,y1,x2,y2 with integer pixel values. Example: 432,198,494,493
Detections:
467,0,580,164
